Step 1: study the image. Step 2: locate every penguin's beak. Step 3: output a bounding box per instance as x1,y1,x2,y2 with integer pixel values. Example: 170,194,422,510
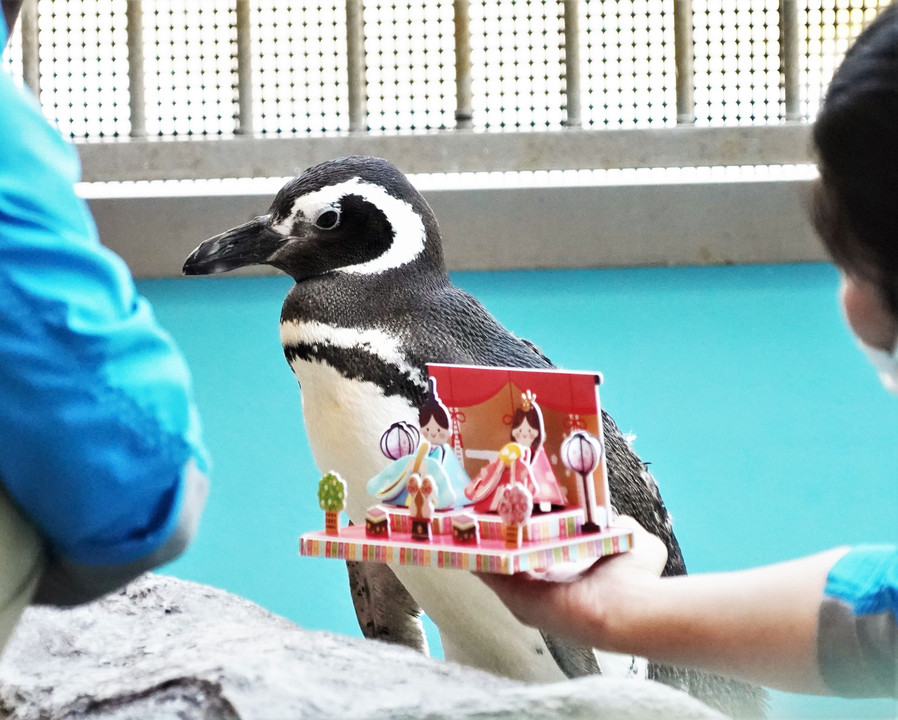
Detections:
182,216,287,275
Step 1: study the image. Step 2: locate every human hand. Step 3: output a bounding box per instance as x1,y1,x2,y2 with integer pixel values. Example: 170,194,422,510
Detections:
480,516,668,652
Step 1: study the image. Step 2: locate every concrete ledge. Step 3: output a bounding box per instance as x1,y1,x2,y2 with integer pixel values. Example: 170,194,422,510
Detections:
75,125,815,183
86,178,825,279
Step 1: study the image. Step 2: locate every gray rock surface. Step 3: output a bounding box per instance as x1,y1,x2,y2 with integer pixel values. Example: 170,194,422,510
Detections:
0,574,723,719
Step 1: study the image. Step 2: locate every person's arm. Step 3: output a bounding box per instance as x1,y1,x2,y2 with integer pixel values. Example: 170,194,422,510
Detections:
0,21,209,605
482,517,854,695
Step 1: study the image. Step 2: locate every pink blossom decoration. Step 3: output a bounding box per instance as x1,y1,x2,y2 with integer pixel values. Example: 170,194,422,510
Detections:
497,481,533,526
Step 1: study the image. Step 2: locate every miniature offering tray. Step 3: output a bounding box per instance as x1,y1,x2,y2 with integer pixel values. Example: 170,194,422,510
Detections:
299,363,634,575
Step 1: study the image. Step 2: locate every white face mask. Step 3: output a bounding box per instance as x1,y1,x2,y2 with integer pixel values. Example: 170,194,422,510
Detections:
859,338,898,395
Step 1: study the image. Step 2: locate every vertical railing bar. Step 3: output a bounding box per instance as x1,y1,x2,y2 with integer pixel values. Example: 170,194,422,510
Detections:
562,0,582,127
673,0,695,124
235,0,254,135
127,0,146,137
779,0,801,121
19,0,39,96
453,0,473,129
346,0,366,132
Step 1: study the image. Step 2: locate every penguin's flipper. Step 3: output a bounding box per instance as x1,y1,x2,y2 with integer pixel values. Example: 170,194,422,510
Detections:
346,559,428,653
539,631,600,678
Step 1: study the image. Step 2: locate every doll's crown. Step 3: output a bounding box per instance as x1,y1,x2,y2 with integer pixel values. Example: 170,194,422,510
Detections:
521,390,537,412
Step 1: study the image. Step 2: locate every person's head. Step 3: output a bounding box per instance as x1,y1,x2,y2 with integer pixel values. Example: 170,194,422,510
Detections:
813,4,898,356
510,391,543,452
419,378,451,445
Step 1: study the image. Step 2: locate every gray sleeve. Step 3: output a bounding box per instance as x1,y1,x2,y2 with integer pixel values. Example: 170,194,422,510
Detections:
817,595,898,698
32,459,208,607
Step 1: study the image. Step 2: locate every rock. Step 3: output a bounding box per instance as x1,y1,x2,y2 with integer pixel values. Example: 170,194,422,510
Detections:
0,574,723,719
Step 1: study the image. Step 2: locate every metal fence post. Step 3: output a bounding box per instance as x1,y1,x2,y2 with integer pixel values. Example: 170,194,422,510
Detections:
235,0,255,135
779,0,801,121
674,0,695,124
454,0,473,129
19,0,39,96
127,0,146,137
346,0,367,132
562,0,581,127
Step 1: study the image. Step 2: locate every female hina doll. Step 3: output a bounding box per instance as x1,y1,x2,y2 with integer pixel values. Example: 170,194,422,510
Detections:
510,390,566,510
463,441,536,513
464,390,567,513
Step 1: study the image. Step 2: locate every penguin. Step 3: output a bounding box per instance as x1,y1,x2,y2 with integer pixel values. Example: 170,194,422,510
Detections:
183,156,766,717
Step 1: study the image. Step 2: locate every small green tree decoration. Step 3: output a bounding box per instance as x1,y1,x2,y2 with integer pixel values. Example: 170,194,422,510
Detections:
318,471,347,535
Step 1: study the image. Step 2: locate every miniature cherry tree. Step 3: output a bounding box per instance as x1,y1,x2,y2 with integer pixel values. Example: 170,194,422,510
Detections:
318,471,347,535
497,481,533,548
560,430,605,530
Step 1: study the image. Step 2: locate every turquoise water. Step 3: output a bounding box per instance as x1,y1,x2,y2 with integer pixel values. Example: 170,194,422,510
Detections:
139,264,897,720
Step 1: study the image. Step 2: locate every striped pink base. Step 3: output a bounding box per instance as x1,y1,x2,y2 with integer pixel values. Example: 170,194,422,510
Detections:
299,522,632,575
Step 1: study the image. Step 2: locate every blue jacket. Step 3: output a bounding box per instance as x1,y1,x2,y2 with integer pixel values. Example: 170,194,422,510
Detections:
819,545,898,697
0,18,209,604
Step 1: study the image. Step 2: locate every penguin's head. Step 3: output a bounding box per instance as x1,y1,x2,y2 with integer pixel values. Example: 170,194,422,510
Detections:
182,156,445,282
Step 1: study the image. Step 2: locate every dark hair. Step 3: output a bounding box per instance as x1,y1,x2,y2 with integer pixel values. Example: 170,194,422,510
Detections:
510,405,543,453
418,378,449,430
813,4,898,315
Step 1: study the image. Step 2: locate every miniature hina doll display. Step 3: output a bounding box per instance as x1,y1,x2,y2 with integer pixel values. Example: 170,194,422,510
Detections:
509,391,566,510
301,364,629,577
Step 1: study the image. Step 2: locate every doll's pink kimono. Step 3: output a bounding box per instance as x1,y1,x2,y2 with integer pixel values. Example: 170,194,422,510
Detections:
464,443,539,513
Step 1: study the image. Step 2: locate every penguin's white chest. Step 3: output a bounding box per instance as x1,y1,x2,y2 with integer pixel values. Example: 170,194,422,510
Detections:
280,318,423,519
286,355,417,522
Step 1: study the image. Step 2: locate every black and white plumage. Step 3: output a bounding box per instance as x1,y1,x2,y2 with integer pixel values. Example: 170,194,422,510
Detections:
183,156,765,717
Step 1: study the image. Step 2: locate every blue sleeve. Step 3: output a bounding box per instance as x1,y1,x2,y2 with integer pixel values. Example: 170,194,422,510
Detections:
817,545,898,697
0,31,210,577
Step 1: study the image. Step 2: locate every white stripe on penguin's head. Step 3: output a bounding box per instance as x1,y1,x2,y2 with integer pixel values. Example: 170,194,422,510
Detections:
274,177,427,276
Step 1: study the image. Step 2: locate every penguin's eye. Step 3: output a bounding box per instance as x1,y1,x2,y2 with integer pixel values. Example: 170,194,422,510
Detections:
314,208,340,230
